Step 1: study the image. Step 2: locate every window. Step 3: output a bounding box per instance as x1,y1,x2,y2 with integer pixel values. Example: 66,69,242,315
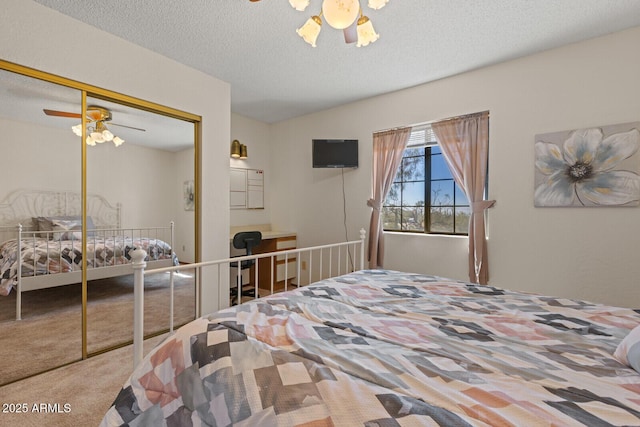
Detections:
382,125,471,235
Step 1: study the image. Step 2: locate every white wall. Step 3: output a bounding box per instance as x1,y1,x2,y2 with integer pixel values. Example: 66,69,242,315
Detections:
1,0,231,313
229,113,272,227
0,117,82,196
1,118,173,223
270,26,640,308
87,143,177,226
173,147,196,263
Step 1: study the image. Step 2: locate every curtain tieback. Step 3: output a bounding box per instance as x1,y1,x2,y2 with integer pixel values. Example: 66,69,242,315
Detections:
367,198,382,210
471,200,496,213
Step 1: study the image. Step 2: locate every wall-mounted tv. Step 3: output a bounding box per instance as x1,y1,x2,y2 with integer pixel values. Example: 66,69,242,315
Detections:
312,139,358,168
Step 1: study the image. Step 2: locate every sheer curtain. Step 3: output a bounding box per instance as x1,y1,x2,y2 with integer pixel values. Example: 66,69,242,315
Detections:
432,112,495,284
367,127,412,268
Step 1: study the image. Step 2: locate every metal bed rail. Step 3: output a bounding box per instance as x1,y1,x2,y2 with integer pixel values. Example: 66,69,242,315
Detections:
13,221,175,320
130,228,367,367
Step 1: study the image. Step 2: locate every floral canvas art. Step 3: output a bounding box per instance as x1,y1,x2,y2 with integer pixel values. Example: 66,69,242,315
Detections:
534,122,640,207
183,180,194,211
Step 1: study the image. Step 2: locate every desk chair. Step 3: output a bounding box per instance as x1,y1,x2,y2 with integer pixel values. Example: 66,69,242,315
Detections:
230,231,262,305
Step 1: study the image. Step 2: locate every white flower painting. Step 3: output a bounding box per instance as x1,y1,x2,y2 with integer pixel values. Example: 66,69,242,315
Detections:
183,180,195,211
534,122,640,207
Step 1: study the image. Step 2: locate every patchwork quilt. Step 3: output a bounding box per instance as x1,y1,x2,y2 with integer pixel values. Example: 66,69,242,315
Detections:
101,270,640,426
0,236,176,296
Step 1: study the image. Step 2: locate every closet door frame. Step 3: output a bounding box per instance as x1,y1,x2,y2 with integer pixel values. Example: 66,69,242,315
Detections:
0,59,201,360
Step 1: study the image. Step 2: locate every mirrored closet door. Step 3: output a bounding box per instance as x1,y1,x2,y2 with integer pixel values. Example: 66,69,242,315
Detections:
0,68,83,384
84,96,197,355
0,61,200,385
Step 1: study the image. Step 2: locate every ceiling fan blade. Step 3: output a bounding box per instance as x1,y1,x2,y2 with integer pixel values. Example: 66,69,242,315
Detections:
109,122,146,132
43,108,82,119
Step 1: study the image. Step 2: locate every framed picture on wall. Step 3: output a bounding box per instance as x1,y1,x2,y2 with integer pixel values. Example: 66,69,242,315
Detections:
534,122,640,207
183,180,194,211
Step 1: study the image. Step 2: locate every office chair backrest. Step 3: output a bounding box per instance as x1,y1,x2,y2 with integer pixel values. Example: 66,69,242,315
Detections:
232,231,262,256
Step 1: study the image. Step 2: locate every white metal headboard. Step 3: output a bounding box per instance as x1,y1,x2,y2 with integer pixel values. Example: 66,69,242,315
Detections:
0,188,121,229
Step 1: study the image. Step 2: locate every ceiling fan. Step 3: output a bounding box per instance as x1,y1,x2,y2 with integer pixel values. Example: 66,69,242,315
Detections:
43,105,144,146
43,105,146,132
42,105,145,147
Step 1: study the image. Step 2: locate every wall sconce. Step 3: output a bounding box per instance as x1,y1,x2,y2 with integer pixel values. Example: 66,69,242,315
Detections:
231,139,248,159
231,139,241,158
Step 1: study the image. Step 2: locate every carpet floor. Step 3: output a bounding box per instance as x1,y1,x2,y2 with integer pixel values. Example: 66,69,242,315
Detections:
0,334,167,427
0,271,195,386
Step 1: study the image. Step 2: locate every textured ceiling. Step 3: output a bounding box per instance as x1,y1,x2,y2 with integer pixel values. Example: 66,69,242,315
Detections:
27,0,640,123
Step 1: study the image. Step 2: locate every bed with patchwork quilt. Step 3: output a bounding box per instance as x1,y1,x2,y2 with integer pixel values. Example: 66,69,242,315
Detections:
101,269,640,426
0,234,176,297
0,189,178,320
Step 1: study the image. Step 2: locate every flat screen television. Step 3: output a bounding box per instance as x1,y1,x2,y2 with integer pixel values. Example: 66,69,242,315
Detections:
312,139,358,168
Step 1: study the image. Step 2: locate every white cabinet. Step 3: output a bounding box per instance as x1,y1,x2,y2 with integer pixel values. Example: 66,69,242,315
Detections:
247,169,264,209
230,168,264,209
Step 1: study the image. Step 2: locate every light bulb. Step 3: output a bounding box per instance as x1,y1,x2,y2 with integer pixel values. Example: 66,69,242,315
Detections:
322,0,359,29
102,130,114,141
90,131,105,143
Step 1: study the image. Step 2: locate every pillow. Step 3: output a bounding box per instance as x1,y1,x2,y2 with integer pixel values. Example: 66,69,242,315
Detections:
31,217,48,238
614,324,640,373
34,216,96,239
51,218,82,240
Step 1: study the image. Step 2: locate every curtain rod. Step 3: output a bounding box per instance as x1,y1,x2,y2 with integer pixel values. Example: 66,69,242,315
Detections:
372,126,411,135
373,110,490,135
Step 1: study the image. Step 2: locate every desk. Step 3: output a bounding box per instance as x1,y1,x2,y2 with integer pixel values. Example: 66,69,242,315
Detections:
230,227,297,291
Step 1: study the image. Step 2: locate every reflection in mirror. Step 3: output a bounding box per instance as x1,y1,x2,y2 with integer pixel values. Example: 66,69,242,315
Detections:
84,97,196,355
0,69,82,385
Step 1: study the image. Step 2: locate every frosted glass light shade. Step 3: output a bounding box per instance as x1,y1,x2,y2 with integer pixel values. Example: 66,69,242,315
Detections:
289,0,309,11
79,122,123,146
356,16,379,47
322,0,359,29
296,15,322,47
90,131,105,143
367,0,388,10
102,129,114,141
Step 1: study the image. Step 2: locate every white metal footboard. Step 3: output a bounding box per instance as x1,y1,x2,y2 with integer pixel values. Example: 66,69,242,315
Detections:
14,221,176,320
130,229,367,367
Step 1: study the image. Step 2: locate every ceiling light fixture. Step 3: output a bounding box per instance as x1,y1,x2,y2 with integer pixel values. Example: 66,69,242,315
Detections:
70,106,125,147
250,0,386,46
285,0,386,47
72,121,124,147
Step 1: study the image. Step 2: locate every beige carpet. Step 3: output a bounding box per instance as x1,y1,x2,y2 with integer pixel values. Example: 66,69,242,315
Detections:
0,334,167,427
0,272,195,386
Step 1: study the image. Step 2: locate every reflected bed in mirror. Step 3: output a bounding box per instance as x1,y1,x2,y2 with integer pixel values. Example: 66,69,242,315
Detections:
0,189,177,320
